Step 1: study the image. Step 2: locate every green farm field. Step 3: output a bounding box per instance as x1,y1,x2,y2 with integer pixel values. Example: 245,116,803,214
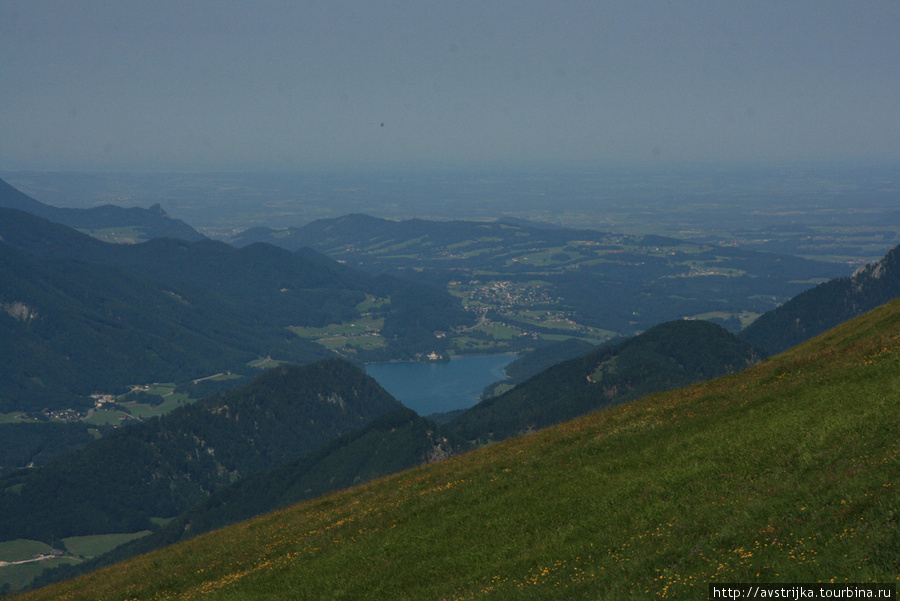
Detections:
289,315,388,353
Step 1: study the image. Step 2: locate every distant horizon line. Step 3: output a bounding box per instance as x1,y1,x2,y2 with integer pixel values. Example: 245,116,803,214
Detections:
4,158,900,177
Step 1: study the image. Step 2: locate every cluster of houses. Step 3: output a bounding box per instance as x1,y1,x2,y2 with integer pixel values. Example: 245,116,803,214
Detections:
91,393,119,408
41,408,83,422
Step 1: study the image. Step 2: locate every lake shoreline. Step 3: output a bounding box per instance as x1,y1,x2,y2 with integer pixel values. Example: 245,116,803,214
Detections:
364,353,517,417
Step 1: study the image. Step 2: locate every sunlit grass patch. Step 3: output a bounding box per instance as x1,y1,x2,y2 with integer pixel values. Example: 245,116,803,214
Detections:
82,409,137,426
246,357,288,370
0,413,30,424
289,316,388,353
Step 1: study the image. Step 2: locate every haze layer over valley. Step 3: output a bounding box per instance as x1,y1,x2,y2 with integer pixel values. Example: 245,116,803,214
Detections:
5,165,899,266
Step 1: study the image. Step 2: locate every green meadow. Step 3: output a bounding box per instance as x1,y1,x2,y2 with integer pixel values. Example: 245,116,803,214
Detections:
0,414,28,424
112,382,195,421
13,299,900,600
60,533,151,560
289,315,388,353
81,410,136,427
75,226,147,244
246,357,288,370
0,534,154,592
289,295,391,354
688,311,761,330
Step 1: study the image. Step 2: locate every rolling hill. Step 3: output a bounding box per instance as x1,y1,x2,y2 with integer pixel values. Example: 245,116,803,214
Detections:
12,291,900,599
230,213,848,348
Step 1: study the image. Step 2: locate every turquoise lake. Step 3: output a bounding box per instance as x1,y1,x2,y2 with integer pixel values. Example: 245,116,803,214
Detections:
365,354,516,416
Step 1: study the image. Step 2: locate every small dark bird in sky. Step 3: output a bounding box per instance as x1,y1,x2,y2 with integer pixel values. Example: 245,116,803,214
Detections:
380,122,384,127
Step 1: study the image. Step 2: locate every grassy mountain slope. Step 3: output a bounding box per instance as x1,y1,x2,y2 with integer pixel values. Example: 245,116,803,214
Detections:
0,177,204,242
741,243,900,355
15,298,900,600
0,360,403,543
446,319,763,443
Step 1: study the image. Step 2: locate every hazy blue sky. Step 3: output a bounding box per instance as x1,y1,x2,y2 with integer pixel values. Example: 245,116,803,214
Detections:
2,1,899,172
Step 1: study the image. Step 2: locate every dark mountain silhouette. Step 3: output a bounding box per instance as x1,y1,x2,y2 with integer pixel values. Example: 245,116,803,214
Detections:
0,177,205,242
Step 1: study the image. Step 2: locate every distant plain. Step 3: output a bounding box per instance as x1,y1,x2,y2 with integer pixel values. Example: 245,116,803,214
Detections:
4,164,898,265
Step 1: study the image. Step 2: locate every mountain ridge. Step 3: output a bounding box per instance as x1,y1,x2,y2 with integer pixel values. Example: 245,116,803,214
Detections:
0,177,204,243
740,243,900,354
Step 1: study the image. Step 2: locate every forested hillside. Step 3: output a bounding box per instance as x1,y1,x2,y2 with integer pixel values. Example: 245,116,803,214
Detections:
0,231,336,410
741,243,900,354
0,239,312,411
0,208,474,409
480,337,597,399
0,423,96,476
445,319,764,443
0,360,403,543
